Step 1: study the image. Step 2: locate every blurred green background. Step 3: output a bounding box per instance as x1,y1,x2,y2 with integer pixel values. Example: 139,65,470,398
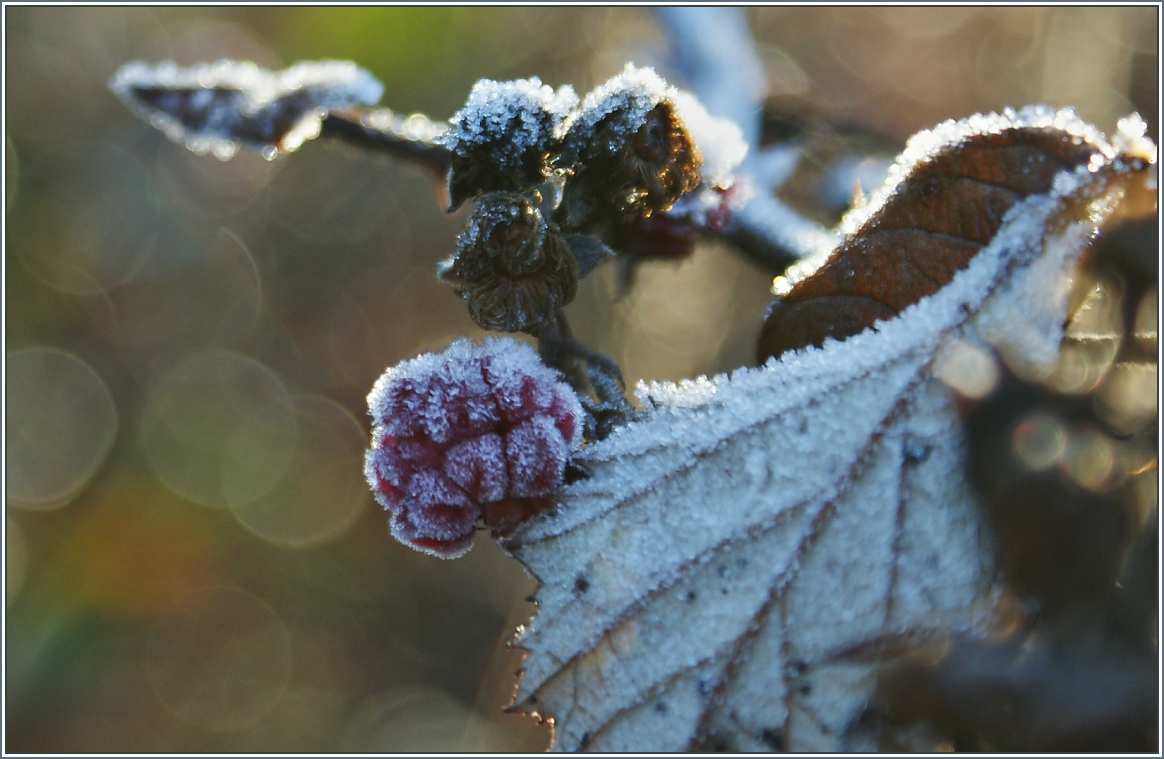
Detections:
5,7,1157,752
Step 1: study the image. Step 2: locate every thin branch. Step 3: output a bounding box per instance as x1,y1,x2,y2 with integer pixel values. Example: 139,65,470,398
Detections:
320,106,452,179
656,7,838,268
730,193,841,271
655,7,766,149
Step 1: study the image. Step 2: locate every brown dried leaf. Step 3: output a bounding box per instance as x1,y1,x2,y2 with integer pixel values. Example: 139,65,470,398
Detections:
760,126,1109,362
498,107,1156,752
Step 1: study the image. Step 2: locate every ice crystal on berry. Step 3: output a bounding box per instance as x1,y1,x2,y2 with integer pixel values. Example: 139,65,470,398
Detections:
365,337,583,558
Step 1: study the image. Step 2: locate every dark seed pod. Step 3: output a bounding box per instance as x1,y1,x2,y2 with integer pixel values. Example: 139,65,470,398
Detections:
444,192,578,334
439,78,578,211
559,65,702,226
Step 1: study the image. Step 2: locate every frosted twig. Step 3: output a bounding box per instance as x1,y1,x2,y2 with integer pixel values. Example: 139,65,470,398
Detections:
321,107,452,179
537,312,637,441
731,192,842,269
655,7,765,149
656,7,837,269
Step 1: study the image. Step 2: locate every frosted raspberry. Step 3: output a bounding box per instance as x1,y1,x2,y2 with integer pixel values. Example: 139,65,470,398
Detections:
506,416,571,498
365,336,583,558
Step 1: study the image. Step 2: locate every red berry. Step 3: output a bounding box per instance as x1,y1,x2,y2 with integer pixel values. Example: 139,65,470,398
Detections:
443,433,508,503
506,416,570,498
366,337,583,558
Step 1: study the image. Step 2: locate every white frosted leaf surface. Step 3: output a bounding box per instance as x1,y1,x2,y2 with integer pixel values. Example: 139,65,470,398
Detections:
109,59,383,159
499,109,1156,752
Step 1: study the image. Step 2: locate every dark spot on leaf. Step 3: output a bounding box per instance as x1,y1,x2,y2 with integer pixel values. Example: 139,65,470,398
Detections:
690,730,731,752
904,442,931,465
655,701,668,713
685,590,697,603
564,461,591,485
760,727,785,750
573,575,590,594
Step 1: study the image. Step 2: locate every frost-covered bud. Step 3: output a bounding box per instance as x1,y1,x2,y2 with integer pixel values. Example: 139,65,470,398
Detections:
439,77,578,211
365,337,583,558
559,64,702,225
442,192,578,334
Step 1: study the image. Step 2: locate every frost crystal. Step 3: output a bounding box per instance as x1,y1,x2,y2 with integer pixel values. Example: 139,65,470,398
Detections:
109,59,383,160
564,64,674,154
670,91,747,189
440,77,577,157
439,77,578,207
365,337,583,558
1113,112,1158,165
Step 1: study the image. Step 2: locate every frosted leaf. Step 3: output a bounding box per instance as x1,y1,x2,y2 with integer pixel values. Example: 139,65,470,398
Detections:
498,111,1155,751
109,59,383,160
759,106,1143,370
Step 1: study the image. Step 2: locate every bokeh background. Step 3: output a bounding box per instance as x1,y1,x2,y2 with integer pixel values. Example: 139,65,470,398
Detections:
5,7,1158,752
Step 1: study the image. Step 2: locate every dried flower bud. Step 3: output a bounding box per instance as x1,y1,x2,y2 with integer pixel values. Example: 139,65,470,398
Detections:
439,77,578,211
560,64,702,225
444,192,578,334
365,337,583,558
